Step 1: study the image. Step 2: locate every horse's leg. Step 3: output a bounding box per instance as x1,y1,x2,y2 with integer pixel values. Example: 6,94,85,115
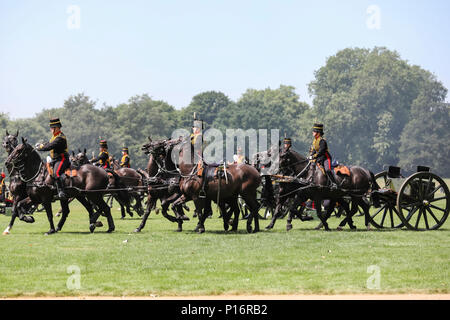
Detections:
265,201,283,230
99,198,115,233
337,199,356,230
314,199,330,231
241,193,260,233
42,202,57,235
160,197,179,223
193,198,206,233
230,200,240,232
16,197,36,224
134,196,156,233
56,199,70,232
3,197,20,235
134,194,144,217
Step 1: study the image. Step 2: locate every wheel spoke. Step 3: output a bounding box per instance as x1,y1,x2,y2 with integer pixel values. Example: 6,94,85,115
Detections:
405,206,419,221
429,196,447,203
371,204,386,218
426,207,441,225
389,207,395,228
414,208,423,229
427,185,442,198
429,204,446,212
380,206,388,227
422,208,430,230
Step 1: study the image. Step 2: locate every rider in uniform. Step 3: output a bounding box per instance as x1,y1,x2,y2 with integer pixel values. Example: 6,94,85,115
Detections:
308,123,338,189
120,147,131,168
35,118,70,199
91,140,111,169
283,137,292,153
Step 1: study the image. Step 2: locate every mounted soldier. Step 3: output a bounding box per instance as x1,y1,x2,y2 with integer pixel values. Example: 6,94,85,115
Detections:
283,137,292,153
308,123,338,189
232,147,247,165
35,118,70,199
120,147,131,168
91,140,111,169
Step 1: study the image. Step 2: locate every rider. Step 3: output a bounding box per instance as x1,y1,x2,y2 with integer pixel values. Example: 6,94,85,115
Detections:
283,137,292,153
35,118,70,199
308,123,338,189
232,147,246,164
120,147,131,168
91,140,111,169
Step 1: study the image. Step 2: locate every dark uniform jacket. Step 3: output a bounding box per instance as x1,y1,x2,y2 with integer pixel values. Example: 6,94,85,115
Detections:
120,154,130,168
92,151,111,169
309,136,331,164
39,131,69,162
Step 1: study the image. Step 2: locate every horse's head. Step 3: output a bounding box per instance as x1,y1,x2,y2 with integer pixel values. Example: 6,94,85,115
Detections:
2,130,19,154
142,138,167,157
72,148,89,167
5,137,32,167
279,148,295,173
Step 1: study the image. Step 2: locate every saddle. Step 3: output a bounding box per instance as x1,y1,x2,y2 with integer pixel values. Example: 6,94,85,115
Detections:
196,161,228,181
46,163,78,178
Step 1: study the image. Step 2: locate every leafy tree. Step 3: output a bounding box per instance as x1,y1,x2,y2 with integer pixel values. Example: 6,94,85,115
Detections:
178,91,233,129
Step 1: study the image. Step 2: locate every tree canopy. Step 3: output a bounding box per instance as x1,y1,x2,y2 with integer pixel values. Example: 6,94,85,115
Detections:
1,47,449,176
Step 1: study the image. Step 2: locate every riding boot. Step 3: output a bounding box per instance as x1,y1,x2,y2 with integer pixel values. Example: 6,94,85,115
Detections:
326,171,338,190
56,175,68,200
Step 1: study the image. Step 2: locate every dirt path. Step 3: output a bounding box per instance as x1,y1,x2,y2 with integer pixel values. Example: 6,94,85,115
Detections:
4,294,449,300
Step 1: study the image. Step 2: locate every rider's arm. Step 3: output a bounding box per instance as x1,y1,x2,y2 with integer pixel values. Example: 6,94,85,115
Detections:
37,136,65,152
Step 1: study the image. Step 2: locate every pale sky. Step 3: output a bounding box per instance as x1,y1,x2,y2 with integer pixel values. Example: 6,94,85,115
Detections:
1,0,449,119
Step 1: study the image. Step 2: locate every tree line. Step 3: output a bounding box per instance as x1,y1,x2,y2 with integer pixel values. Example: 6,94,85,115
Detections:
1,47,449,176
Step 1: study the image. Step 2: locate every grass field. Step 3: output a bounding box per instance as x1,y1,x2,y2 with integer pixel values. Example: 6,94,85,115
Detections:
0,193,449,298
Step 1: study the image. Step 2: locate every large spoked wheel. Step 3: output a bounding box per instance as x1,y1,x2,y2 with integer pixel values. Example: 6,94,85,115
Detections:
397,172,450,231
369,171,404,229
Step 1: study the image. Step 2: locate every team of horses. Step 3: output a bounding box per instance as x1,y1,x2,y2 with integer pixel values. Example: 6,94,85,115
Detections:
1,130,380,235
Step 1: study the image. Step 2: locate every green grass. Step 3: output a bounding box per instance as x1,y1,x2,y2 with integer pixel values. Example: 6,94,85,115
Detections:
0,196,449,297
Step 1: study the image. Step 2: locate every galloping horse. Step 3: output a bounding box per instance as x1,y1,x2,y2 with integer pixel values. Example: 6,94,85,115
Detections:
276,148,379,230
169,136,262,233
2,130,35,235
72,150,134,219
134,138,188,232
109,156,145,218
5,139,115,234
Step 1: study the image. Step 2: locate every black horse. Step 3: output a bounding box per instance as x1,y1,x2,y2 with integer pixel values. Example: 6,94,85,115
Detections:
5,139,115,235
2,130,36,235
135,138,189,232
275,148,379,231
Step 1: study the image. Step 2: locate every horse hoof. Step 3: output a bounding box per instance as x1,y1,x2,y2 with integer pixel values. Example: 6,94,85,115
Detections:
180,215,190,221
224,224,229,231
2,231,10,235
286,224,293,231
95,221,103,227
197,228,205,234
45,229,56,235
265,225,273,230
246,226,252,233
89,224,96,233
107,228,115,233
134,228,141,233
252,228,259,234
336,226,343,231
176,228,182,232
